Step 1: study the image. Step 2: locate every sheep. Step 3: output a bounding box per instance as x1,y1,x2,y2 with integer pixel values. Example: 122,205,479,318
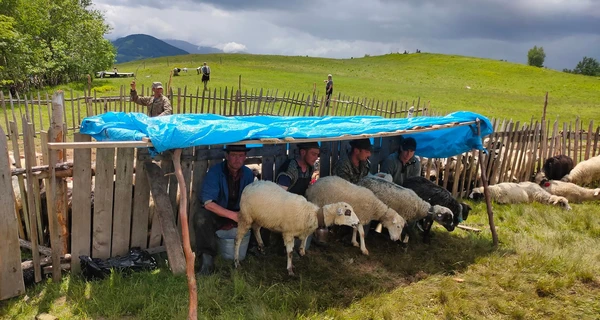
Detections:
357,176,456,243
306,176,406,256
561,155,600,186
401,176,472,242
469,182,571,210
181,67,188,73
245,163,262,181
542,155,574,181
539,179,600,203
234,180,359,276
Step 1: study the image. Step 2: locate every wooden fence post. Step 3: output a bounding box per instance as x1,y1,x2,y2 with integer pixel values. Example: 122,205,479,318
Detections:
0,126,26,300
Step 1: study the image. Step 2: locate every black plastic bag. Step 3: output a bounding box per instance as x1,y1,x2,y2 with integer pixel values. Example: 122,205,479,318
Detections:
79,247,157,281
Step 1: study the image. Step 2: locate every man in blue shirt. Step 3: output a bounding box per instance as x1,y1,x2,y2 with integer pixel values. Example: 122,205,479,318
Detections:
194,144,255,275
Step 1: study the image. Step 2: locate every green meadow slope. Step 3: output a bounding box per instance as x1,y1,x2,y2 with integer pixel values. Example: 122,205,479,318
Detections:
73,53,599,123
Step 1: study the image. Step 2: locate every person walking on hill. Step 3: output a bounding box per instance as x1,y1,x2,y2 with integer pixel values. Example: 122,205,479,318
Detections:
324,74,333,107
130,80,172,117
200,62,211,90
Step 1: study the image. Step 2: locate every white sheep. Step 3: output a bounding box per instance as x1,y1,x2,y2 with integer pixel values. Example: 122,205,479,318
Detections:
561,155,600,186
306,176,406,256
539,179,600,203
357,175,455,229
234,180,359,276
469,182,571,210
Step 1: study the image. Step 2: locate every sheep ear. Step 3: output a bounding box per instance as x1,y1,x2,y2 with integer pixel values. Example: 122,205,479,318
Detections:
594,189,599,196
337,208,343,215
344,209,352,216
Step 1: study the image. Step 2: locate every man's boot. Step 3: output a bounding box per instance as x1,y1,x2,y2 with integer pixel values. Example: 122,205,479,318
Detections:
199,253,214,275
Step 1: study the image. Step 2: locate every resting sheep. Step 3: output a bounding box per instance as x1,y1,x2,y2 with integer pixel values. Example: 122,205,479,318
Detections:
561,155,600,186
469,182,571,210
541,155,574,182
401,176,471,242
539,179,600,203
234,180,359,276
306,176,406,256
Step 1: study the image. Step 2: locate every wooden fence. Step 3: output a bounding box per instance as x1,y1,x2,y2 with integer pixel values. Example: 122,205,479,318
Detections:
1,89,599,300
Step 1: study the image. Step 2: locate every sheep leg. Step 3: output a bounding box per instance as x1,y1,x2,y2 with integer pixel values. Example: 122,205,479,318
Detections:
298,235,308,256
283,235,295,276
251,225,266,253
353,224,369,255
234,223,251,269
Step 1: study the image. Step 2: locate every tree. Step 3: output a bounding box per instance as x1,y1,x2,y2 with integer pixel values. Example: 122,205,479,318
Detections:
0,0,115,91
527,46,545,67
572,56,600,76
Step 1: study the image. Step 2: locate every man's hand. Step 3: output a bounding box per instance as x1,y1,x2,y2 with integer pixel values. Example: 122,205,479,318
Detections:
130,80,136,91
229,211,239,223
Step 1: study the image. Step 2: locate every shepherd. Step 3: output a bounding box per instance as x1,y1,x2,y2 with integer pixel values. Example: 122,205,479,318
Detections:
200,62,211,90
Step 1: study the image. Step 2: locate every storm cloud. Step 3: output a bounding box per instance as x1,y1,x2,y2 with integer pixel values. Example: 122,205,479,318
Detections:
95,0,600,69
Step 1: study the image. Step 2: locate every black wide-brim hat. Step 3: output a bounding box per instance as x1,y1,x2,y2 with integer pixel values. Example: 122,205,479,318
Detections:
224,144,251,152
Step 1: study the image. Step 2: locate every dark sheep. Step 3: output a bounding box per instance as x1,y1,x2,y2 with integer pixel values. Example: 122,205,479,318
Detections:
402,176,472,243
543,155,574,181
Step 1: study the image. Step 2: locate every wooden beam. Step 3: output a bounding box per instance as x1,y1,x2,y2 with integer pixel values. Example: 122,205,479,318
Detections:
144,162,186,275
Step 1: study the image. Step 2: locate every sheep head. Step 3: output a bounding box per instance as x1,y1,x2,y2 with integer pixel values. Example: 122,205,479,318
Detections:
430,205,455,231
380,208,406,242
469,187,485,201
323,202,360,227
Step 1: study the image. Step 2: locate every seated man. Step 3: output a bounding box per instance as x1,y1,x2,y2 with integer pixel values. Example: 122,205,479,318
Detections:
194,144,255,275
276,142,320,196
381,136,421,186
332,138,372,184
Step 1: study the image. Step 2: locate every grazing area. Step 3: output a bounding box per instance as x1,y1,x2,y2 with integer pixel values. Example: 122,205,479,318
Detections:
2,201,599,319
9,52,598,124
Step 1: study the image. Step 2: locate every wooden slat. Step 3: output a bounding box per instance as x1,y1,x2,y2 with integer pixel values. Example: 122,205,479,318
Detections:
70,133,92,273
92,148,115,259
0,126,25,300
144,162,186,275
585,121,593,160
574,118,580,163
320,141,332,177
22,118,42,283
188,146,209,249
111,147,135,257
130,148,151,249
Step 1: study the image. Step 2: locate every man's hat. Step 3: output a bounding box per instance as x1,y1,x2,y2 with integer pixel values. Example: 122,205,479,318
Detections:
349,138,373,151
400,137,417,151
297,142,320,150
224,144,251,152
152,82,163,89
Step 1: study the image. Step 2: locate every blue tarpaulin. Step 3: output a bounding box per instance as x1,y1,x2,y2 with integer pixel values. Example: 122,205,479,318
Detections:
79,111,493,158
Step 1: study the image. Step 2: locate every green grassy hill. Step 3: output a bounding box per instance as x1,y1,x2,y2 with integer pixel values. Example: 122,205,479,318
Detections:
73,53,600,123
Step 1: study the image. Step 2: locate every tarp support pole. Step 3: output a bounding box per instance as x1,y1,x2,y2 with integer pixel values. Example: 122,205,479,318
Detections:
476,119,499,247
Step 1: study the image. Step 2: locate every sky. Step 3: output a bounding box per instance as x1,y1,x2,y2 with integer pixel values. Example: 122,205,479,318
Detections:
93,0,600,70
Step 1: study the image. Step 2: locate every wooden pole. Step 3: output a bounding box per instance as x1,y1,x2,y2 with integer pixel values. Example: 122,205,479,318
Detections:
541,92,548,123
172,149,197,320
477,119,498,247
50,91,69,259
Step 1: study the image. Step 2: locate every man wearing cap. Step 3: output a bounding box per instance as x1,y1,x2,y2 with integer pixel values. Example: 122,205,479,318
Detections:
276,142,321,196
129,80,173,117
193,144,255,275
381,136,421,186
333,138,372,184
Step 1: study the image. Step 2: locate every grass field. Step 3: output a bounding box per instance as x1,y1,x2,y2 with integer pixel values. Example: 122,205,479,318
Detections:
56,52,600,124
1,200,599,319
1,53,600,319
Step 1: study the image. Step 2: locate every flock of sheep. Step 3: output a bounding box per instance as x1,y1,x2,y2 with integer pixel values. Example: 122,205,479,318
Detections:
235,153,600,275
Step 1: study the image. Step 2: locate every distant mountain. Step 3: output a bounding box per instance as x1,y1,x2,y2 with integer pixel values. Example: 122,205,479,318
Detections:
112,34,189,63
162,39,222,54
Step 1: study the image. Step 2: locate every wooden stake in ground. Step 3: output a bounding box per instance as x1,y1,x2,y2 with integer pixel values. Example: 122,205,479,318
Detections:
172,149,197,320
477,119,499,247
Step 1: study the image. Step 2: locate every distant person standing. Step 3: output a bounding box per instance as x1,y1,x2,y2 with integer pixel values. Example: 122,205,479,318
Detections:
200,62,211,90
130,80,172,117
324,74,333,107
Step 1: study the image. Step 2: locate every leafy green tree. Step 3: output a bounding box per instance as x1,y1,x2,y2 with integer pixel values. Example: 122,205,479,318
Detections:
1,0,115,90
572,56,600,76
527,46,545,67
